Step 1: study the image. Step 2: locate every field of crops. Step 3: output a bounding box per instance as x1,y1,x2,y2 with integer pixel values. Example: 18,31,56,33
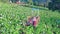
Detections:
0,3,60,34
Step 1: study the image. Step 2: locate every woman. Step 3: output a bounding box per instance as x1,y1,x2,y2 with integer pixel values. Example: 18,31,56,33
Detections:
26,16,40,27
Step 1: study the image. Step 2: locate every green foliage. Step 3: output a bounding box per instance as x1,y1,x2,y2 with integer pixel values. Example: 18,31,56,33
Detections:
28,0,33,5
0,3,60,34
0,0,9,3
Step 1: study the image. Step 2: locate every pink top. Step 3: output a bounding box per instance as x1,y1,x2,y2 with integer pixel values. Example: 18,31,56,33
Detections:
32,17,37,26
33,17,37,21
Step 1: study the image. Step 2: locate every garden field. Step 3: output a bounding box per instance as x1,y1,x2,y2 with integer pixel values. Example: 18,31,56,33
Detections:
0,3,60,34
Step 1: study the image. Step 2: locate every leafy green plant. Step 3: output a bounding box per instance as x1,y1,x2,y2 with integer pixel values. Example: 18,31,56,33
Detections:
0,3,60,34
